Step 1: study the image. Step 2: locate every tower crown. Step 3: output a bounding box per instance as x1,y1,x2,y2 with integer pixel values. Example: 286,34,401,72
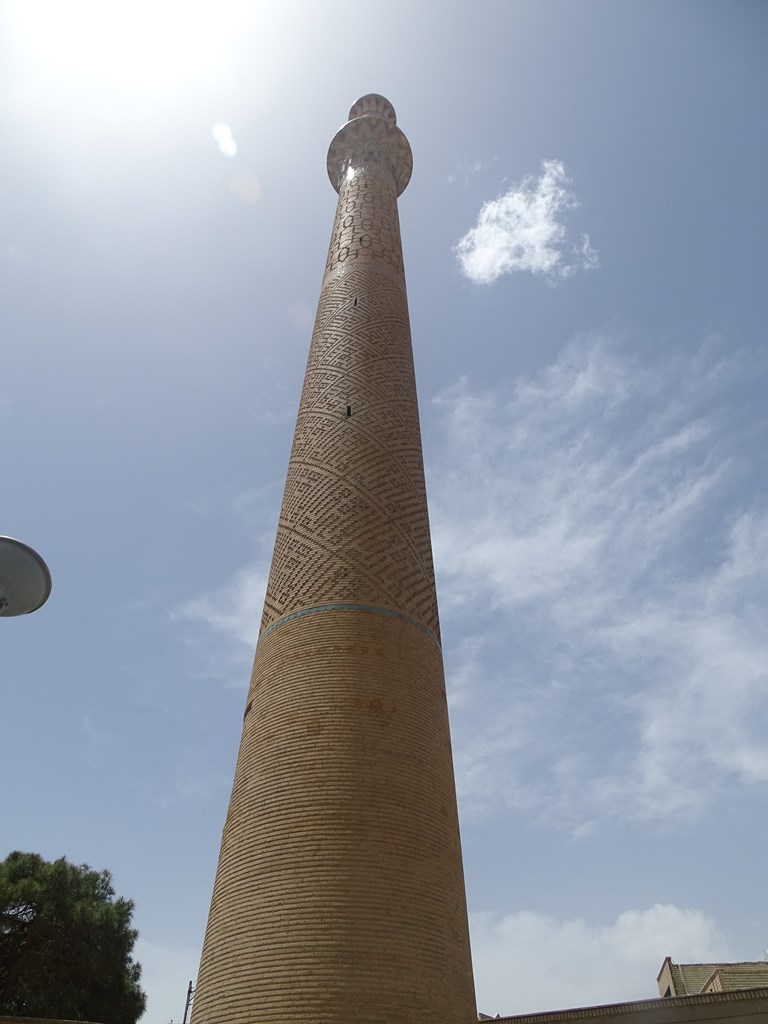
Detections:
348,93,397,123
327,92,412,196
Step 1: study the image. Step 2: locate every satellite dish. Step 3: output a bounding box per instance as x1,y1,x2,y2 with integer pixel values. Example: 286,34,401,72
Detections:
0,536,52,616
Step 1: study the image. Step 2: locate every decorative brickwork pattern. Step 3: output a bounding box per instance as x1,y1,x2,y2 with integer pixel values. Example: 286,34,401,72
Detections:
192,96,476,1024
260,164,438,639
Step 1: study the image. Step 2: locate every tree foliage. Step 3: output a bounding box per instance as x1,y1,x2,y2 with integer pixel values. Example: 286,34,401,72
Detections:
0,851,146,1024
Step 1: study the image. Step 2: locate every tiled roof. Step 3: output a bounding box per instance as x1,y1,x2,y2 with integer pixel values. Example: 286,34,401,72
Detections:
673,962,721,994
489,986,768,1022
704,963,768,992
670,960,768,995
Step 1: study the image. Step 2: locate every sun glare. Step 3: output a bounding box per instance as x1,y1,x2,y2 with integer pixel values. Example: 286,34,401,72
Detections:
9,0,247,91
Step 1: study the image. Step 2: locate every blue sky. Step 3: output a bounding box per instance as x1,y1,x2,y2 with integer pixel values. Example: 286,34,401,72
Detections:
2,1,767,1019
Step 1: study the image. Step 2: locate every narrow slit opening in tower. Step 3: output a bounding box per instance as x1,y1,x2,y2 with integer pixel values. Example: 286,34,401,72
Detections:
346,405,352,417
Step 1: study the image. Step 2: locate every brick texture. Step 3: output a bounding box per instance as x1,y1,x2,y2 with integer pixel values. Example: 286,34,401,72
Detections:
191,96,476,1024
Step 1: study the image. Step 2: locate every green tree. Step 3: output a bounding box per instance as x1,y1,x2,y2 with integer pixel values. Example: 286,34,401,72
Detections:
0,851,146,1024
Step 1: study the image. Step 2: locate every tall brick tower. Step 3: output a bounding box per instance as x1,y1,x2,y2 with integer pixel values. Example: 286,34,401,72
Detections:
192,94,476,1024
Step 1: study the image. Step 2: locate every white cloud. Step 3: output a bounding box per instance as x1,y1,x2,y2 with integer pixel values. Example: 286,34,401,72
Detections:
173,562,267,651
454,160,598,284
471,904,732,1016
212,121,237,157
172,485,281,687
138,902,728,1022
170,336,768,828
431,336,768,824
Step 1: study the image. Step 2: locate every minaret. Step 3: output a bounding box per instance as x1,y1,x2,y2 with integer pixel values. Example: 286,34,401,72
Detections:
192,94,476,1024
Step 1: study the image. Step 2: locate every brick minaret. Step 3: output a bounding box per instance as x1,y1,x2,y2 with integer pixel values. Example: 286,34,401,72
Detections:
192,94,476,1024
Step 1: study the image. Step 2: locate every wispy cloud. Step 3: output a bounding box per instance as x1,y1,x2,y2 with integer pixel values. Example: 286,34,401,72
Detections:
171,481,282,687
431,335,768,825
471,903,732,1016
169,334,768,827
446,155,498,185
455,160,598,284
173,562,267,652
